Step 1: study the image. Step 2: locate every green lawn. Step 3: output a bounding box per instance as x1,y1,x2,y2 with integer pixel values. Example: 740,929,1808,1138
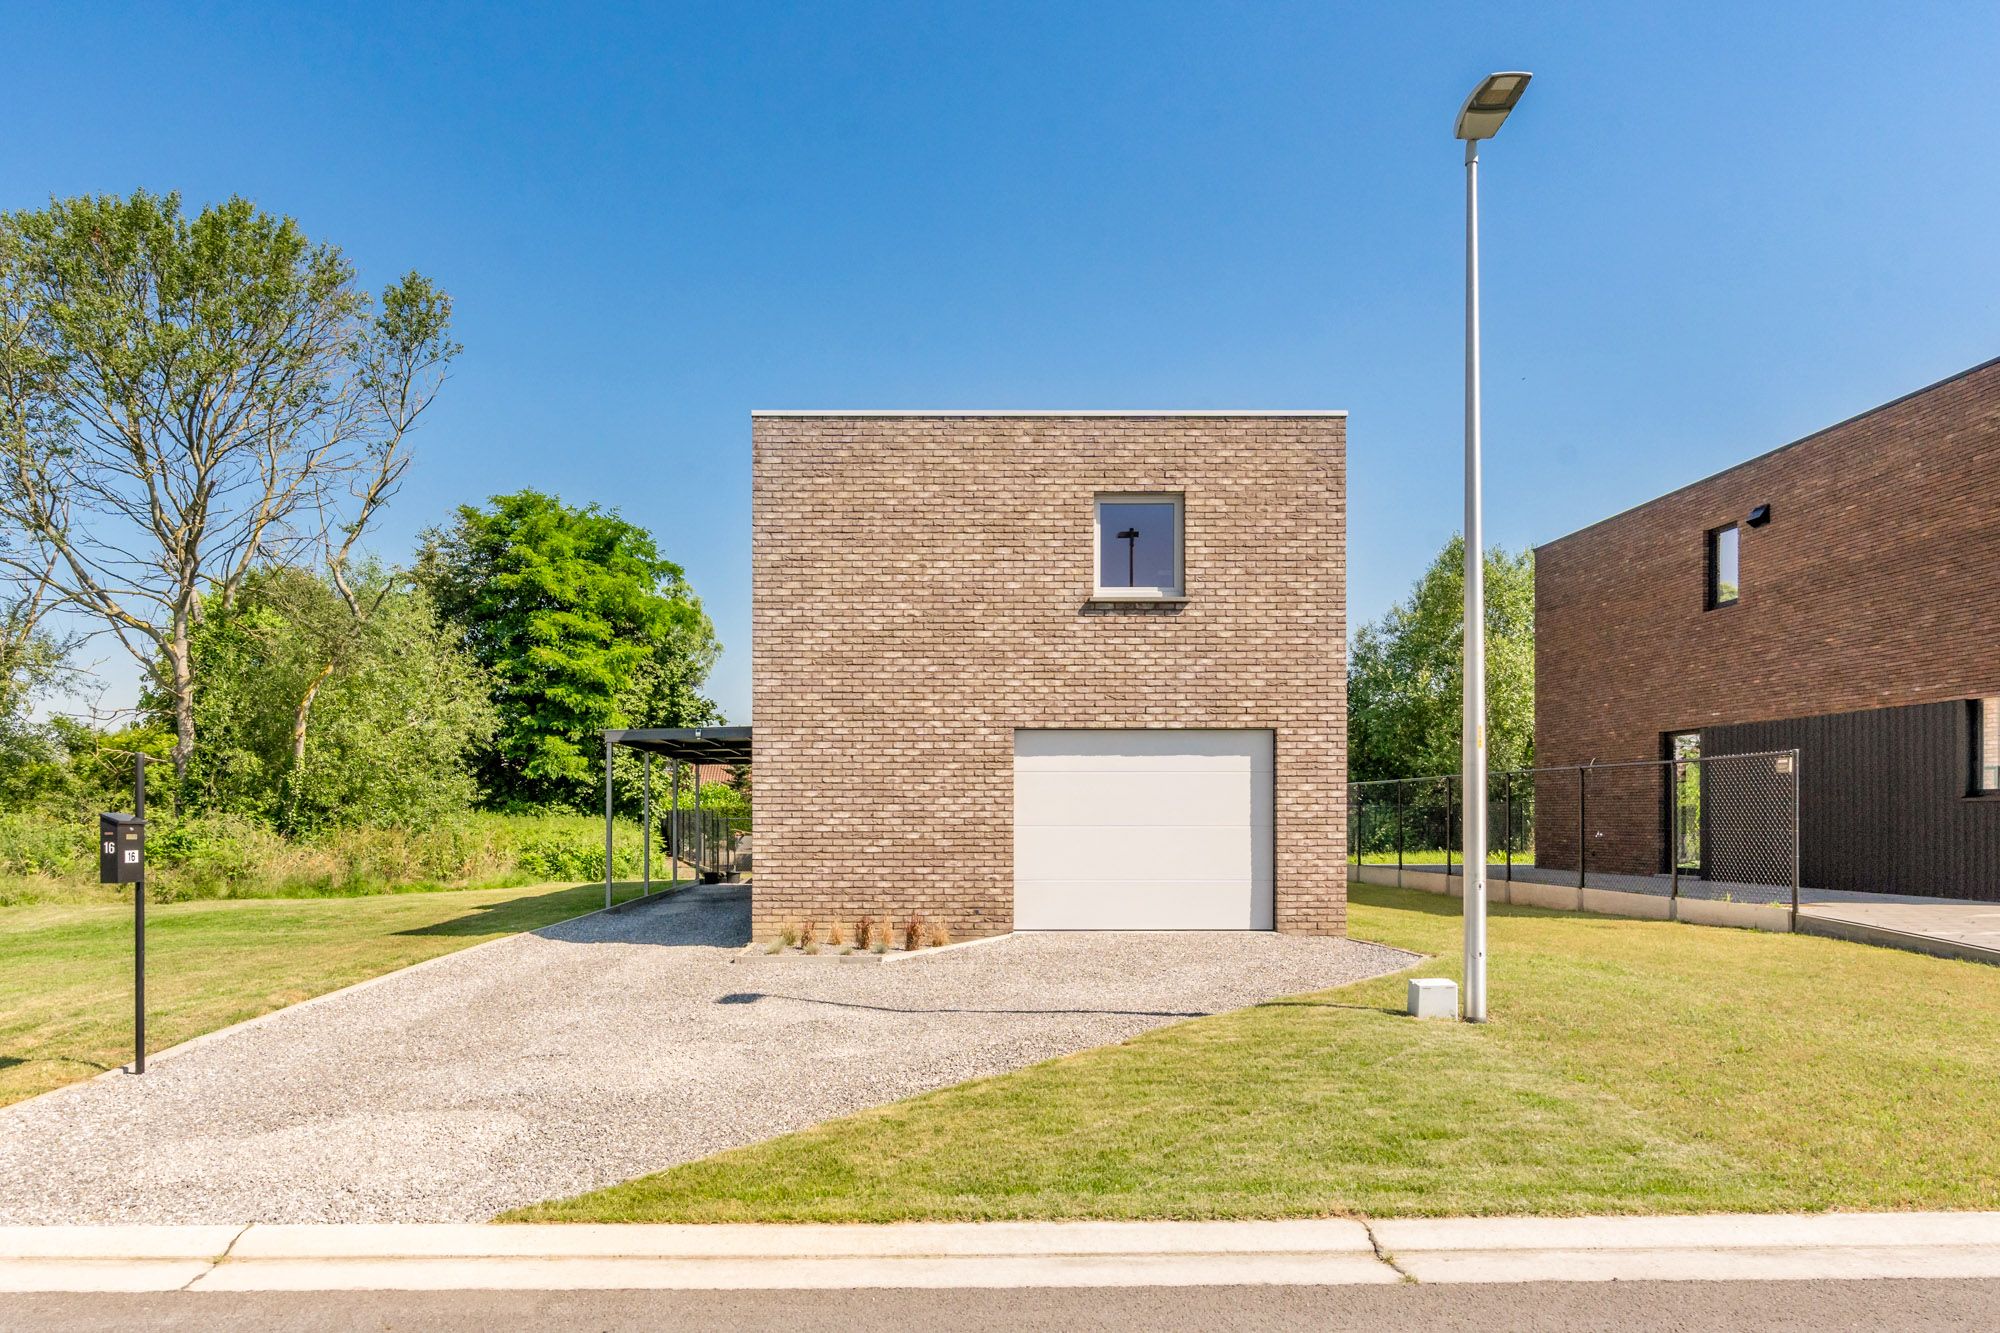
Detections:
0,878,669,1106
509,885,2000,1223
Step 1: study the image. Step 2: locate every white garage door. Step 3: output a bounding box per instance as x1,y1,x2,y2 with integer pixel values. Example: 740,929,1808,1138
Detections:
1013,729,1274,930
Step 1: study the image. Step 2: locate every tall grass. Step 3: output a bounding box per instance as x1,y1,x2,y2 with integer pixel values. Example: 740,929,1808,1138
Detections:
0,809,657,906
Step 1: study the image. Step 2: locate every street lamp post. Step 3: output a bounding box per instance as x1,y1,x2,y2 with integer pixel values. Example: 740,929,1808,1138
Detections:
1454,70,1531,1023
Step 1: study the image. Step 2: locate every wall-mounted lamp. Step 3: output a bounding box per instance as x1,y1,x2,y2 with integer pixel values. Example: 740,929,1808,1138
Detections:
1747,504,1772,528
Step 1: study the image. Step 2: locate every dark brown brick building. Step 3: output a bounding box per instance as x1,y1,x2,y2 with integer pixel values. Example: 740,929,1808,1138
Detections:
1534,359,2000,899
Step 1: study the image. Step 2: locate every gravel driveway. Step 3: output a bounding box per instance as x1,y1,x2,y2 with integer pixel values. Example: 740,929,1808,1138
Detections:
0,884,1417,1225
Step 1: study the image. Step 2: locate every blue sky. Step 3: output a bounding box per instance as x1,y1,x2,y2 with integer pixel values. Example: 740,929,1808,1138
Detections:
7,2,1997,722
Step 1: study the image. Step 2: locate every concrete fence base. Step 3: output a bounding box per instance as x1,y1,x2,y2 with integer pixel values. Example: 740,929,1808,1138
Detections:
1351,862,1793,933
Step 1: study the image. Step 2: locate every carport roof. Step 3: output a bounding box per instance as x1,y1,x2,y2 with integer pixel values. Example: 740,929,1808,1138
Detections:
604,726,751,764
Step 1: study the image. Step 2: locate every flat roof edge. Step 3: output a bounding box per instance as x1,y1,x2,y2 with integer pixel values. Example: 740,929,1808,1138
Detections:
750,409,1348,418
604,725,752,760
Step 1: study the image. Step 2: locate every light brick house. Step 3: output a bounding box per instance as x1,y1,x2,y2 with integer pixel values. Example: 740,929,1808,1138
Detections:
749,411,1348,939
1535,359,2000,899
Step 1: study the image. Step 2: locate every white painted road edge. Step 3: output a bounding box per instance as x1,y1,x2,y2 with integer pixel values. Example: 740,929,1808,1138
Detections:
6,1214,2000,1292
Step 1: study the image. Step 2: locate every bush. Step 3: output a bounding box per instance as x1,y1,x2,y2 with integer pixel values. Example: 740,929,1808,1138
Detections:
144,814,287,900
0,812,92,878
0,808,659,906
693,780,748,818
512,820,642,883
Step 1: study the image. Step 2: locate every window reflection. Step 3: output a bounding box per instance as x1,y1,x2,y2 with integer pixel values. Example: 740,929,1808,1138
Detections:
1097,500,1177,591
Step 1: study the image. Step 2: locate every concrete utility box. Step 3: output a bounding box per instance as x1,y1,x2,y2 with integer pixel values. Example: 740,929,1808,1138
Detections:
98,812,145,884
1407,977,1458,1020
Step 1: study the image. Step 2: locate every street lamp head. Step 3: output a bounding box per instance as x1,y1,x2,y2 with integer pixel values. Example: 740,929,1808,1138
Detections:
1454,71,1532,141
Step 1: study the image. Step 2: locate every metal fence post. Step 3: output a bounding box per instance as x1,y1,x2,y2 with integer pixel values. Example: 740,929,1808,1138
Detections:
1444,775,1454,891
1578,764,1589,891
1395,781,1405,889
1800,740,1816,928
1502,770,1513,882
1670,759,1681,920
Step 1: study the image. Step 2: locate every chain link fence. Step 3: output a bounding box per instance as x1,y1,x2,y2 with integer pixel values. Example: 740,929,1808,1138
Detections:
1350,749,1801,914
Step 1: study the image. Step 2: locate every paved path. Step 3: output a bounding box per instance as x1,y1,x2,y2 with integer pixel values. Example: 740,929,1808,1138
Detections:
0,885,1413,1225
1801,898,2000,958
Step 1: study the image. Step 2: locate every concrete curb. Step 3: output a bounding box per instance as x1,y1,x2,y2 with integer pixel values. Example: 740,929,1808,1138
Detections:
5,1212,2000,1292
736,931,1019,965
880,931,1017,963
604,880,695,914
1352,862,1789,931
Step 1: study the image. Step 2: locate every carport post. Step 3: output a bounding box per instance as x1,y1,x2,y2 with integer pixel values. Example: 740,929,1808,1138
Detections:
670,760,681,884
693,768,704,880
642,752,652,895
604,737,615,910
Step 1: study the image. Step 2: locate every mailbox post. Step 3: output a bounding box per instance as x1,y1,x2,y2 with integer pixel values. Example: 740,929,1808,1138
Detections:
99,755,148,1073
98,812,145,883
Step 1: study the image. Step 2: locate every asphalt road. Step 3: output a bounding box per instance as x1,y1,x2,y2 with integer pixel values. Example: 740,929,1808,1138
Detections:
10,1279,2000,1331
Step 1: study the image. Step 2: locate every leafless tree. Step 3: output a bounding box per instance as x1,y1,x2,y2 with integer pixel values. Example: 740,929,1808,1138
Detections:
0,191,457,790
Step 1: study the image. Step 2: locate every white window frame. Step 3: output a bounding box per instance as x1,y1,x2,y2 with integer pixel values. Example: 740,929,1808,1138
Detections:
1093,493,1184,600
1976,697,2000,796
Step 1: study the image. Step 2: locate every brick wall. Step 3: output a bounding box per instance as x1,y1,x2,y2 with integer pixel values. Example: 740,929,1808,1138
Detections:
1534,359,2000,875
750,414,1347,939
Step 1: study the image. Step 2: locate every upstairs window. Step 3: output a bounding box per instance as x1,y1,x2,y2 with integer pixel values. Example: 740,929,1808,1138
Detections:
1095,495,1182,598
1976,698,2000,795
1707,523,1740,609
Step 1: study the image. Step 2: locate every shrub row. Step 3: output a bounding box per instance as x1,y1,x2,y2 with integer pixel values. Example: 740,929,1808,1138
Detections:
0,810,654,906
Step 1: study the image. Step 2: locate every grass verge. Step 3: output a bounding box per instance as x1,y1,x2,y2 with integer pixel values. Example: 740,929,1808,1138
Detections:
0,878,672,1106
508,885,2000,1222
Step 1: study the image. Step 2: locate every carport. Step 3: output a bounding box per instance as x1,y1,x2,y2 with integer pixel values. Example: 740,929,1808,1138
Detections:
602,726,752,910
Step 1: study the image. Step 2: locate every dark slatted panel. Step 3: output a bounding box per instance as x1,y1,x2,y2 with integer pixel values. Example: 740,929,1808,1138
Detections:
1707,700,2000,901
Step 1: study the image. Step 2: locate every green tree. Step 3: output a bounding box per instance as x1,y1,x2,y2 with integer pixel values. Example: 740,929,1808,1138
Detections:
694,779,749,819
1348,537,1534,784
418,490,720,809
173,566,493,831
0,190,457,791
0,581,71,812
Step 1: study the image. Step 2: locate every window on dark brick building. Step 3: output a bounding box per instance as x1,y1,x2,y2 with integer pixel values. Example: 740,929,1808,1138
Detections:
1706,524,1739,609
1976,698,2000,795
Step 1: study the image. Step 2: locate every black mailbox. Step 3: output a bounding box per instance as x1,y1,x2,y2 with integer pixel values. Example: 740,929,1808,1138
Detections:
99,812,145,885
